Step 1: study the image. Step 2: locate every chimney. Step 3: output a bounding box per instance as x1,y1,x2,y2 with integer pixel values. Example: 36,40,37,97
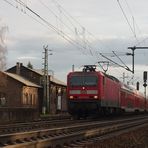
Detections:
72,64,75,72
16,62,22,75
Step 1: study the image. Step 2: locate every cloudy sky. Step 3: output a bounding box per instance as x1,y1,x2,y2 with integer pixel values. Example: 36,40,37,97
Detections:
1,0,148,87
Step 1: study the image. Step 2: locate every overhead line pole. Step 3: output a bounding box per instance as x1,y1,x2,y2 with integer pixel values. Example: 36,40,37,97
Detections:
128,46,148,111
42,45,50,114
128,46,148,74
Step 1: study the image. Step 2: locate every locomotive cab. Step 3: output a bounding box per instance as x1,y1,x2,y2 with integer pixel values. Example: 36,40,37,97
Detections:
67,65,102,117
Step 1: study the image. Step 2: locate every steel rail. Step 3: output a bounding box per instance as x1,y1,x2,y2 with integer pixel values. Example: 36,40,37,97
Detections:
0,115,147,147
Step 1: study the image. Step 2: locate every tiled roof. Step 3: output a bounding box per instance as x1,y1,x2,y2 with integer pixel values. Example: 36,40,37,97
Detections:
50,76,66,86
30,69,66,86
6,63,66,86
5,72,42,88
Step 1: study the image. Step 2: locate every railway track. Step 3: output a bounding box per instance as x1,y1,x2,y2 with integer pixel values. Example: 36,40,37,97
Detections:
0,113,143,134
0,114,70,134
0,118,91,135
0,114,147,148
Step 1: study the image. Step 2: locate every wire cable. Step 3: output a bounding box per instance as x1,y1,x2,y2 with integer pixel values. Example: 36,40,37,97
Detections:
2,0,15,7
124,0,142,36
38,0,93,56
13,0,97,55
117,0,139,44
51,0,112,51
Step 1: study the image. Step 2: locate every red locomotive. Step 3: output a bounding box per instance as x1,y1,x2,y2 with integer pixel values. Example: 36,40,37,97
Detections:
67,65,147,118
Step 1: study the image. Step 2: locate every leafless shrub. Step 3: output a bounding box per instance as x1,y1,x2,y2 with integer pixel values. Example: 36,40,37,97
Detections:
0,20,8,71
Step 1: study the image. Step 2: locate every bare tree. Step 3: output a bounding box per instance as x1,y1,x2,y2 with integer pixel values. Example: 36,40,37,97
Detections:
27,61,33,69
0,21,8,71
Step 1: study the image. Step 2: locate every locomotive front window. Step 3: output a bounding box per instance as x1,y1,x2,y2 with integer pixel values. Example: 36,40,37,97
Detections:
70,75,97,86
70,76,83,86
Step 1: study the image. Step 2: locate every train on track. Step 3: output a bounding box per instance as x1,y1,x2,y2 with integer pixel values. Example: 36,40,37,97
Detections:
67,65,148,118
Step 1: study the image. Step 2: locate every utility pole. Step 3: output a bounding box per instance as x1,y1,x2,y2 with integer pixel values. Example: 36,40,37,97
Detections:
127,46,135,74
128,46,148,74
42,45,50,114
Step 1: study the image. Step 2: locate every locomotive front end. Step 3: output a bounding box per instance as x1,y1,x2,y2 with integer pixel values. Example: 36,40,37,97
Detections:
67,65,101,117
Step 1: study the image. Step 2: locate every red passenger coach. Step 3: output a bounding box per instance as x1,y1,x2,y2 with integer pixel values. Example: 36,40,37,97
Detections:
67,65,121,117
120,84,145,112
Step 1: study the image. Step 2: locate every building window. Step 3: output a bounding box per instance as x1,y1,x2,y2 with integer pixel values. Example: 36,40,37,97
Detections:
23,92,38,106
34,94,36,105
30,94,32,105
0,92,6,106
26,93,29,105
40,77,43,85
23,93,27,105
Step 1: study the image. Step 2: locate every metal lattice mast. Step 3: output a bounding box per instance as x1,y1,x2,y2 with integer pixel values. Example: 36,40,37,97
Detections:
42,45,50,114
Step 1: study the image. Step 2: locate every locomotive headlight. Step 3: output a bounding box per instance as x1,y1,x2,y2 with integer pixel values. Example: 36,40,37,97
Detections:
70,96,74,99
94,96,98,99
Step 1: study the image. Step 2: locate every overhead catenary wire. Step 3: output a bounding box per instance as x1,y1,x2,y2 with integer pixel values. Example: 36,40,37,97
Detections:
27,0,98,57
4,0,148,76
38,0,98,56
50,0,118,62
3,0,58,34
112,51,130,70
124,0,142,36
39,0,75,35
135,37,148,46
3,0,117,60
6,0,98,57
123,0,148,47
2,0,15,7
51,1,99,55
38,0,96,56
2,0,105,69
51,0,148,77
117,0,140,44
100,53,133,73
51,0,112,51
34,0,111,59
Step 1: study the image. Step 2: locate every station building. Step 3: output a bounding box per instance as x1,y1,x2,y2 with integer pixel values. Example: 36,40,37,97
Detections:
0,62,67,123
0,71,41,122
